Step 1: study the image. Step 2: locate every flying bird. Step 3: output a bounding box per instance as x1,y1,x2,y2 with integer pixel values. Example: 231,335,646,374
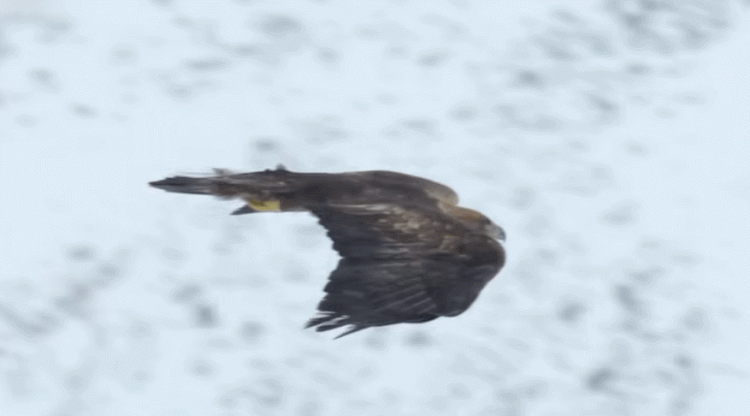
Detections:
149,166,506,337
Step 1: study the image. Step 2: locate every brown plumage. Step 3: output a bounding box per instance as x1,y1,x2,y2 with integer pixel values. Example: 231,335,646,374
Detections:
149,166,506,338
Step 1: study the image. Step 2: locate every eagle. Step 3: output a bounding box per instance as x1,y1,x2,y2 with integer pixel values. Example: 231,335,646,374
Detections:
149,166,506,338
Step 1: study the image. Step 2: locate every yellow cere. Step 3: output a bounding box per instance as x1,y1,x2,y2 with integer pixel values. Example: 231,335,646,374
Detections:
248,199,281,211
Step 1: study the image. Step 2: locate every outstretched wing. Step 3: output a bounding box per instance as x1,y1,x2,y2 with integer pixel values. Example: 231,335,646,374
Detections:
306,203,503,337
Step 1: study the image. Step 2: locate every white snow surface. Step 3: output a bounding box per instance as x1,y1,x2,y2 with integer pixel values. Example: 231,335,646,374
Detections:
1,1,748,415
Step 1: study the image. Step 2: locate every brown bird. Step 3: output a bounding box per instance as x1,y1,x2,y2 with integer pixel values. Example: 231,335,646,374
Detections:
149,166,505,338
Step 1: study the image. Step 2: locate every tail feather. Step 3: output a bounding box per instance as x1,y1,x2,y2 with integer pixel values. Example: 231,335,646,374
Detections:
150,166,294,197
149,176,222,195
150,167,316,212
149,175,253,198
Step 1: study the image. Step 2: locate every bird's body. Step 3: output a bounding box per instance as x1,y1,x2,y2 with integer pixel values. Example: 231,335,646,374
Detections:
150,166,505,337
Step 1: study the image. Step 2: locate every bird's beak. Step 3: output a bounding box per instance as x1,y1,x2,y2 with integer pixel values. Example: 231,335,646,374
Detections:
487,223,506,242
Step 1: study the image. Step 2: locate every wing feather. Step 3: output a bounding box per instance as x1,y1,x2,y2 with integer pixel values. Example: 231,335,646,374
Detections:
306,203,503,336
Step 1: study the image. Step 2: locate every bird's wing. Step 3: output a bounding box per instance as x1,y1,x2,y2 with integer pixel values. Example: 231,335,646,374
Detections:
352,171,460,206
306,203,503,337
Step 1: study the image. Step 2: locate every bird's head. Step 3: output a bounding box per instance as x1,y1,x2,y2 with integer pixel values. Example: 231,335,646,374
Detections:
445,205,506,242
483,219,506,242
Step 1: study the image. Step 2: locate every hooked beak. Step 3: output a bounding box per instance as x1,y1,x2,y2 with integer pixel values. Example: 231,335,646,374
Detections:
486,223,506,242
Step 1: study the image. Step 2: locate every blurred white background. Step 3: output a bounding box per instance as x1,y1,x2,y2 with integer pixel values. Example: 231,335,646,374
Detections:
1,1,748,415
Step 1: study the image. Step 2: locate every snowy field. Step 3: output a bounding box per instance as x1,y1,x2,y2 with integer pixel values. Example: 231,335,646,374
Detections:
1,1,748,415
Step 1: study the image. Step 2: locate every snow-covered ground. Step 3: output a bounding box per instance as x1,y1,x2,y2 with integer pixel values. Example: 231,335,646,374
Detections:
1,1,748,415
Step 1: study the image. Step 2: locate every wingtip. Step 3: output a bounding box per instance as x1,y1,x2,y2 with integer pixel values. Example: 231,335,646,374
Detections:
304,314,329,329
333,325,366,339
306,313,366,339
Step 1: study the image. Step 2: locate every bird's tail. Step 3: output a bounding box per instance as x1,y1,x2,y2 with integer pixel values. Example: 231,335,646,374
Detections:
149,166,297,213
150,175,255,198
149,175,221,195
